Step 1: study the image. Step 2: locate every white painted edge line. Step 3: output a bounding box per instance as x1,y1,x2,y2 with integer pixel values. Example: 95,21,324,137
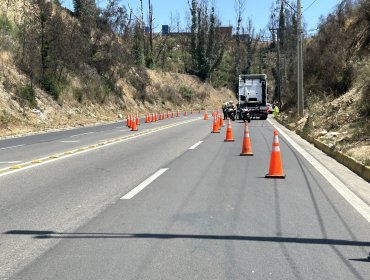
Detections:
61,140,80,143
0,144,24,150
0,118,201,178
121,168,169,199
267,119,370,223
189,141,203,150
0,161,21,164
70,132,94,138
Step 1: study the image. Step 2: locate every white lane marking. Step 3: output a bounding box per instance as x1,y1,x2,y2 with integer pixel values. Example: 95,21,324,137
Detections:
0,118,201,178
121,168,169,199
61,141,80,143
189,141,203,150
70,132,94,138
0,144,24,150
267,119,370,223
0,161,21,164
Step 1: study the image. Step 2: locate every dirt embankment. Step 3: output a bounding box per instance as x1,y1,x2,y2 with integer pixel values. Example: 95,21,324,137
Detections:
0,63,234,138
279,87,370,167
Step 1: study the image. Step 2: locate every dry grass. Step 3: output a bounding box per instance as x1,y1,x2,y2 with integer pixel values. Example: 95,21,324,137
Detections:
0,65,234,138
280,84,370,166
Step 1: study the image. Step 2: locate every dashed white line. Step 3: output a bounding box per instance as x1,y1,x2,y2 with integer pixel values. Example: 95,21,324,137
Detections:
120,168,169,199
0,161,21,164
70,132,94,138
0,118,200,178
0,144,24,150
267,119,370,223
61,141,80,143
189,141,203,150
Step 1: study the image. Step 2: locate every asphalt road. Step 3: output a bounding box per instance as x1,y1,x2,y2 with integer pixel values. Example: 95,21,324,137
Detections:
0,113,369,279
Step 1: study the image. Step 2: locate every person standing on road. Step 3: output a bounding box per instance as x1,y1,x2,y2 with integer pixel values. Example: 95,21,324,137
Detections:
222,101,229,120
273,104,280,118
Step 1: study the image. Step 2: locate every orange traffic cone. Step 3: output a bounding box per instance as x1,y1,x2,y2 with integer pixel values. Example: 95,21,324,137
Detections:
130,115,134,128
172,111,174,118
131,117,138,131
220,116,224,127
136,113,140,125
211,116,220,133
240,123,253,156
184,111,188,116
218,115,224,128
204,111,208,120
224,118,235,142
265,130,285,178
126,115,130,127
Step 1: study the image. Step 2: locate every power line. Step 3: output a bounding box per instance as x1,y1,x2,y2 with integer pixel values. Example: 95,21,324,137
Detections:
303,0,319,13
282,0,297,13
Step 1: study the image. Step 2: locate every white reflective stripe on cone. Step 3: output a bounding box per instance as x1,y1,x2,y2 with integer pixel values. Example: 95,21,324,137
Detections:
272,146,280,152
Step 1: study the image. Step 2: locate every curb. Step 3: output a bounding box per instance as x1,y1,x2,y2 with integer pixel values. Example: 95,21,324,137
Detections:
276,118,370,183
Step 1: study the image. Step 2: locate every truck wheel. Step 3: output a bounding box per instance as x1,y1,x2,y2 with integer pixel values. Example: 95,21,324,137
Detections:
260,115,267,120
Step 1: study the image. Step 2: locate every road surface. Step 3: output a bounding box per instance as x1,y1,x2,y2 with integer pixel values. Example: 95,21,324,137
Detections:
0,113,369,279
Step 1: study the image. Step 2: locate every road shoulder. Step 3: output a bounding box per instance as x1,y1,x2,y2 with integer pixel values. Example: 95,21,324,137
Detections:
268,116,370,207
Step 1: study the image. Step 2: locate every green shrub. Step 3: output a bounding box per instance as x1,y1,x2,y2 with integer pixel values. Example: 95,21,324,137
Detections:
359,86,370,117
0,14,12,34
41,76,59,100
179,86,193,102
302,116,313,135
16,85,37,108
73,88,83,103
0,110,13,126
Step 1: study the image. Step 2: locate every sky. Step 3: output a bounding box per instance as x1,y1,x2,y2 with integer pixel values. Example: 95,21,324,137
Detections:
60,0,340,34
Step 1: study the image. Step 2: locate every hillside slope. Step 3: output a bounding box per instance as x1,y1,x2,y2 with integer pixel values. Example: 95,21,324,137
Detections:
279,83,369,167
0,1,234,138
0,63,233,138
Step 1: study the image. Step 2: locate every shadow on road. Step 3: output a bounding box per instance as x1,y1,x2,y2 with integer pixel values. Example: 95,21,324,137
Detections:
4,230,370,248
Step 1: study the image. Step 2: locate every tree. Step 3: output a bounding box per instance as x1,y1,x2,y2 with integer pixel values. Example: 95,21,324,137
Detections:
133,20,144,66
187,0,226,81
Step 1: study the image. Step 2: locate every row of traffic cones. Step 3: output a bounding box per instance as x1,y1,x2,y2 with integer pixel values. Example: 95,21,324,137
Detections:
210,116,285,178
125,109,205,132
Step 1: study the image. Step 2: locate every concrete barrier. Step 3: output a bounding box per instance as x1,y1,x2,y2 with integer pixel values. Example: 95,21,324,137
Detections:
277,118,370,183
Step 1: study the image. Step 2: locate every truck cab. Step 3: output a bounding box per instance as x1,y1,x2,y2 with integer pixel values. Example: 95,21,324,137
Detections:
238,74,268,120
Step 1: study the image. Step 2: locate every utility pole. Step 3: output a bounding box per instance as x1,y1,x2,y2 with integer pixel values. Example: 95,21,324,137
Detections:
297,0,304,116
277,31,282,106
269,27,282,106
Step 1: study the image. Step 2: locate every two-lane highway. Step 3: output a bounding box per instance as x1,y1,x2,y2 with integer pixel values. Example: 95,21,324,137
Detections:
0,115,197,171
0,114,369,279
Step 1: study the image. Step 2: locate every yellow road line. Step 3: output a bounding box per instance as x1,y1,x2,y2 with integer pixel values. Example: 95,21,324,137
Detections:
0,117,201,177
